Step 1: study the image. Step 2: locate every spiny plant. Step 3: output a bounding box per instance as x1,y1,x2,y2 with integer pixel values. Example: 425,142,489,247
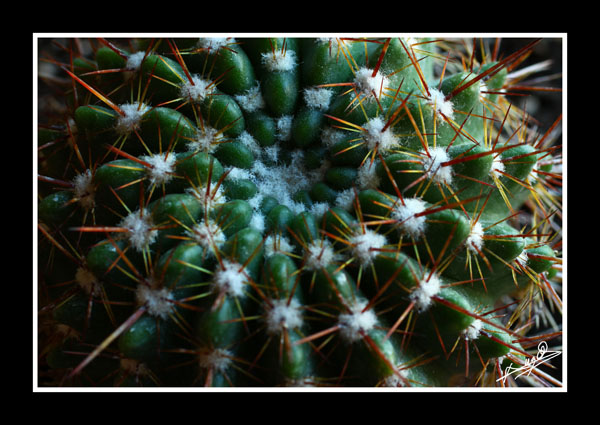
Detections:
37,35,563,388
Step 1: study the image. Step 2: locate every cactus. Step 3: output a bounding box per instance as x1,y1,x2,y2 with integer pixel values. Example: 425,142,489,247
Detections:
37,36,563,388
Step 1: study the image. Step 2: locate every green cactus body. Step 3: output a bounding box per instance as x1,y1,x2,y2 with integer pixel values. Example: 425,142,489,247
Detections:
38,35,563,389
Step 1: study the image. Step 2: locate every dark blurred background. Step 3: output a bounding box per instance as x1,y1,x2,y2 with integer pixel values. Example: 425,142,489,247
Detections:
494,37,563,133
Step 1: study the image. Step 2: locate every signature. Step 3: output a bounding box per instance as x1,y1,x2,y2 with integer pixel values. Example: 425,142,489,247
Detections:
496,341,561,384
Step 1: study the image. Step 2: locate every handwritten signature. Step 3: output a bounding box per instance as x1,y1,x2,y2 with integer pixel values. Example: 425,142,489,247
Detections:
496,341,561,384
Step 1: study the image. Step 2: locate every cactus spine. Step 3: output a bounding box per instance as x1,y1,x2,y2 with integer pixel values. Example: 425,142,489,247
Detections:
37,35,563,388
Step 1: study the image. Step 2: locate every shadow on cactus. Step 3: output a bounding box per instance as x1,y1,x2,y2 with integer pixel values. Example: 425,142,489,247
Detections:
37,36,563,388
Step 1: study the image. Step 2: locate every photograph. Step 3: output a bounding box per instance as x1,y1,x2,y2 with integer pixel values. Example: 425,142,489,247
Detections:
35,34,565,392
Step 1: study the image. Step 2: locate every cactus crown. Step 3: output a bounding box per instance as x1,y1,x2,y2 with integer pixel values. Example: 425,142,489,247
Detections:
37,34,563,390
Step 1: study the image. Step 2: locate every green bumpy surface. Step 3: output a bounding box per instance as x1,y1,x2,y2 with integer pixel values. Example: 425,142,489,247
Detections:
38,37,561,388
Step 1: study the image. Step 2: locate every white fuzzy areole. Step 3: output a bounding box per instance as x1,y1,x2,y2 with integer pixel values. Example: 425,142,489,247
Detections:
265,298,304,335
212,259,247,298
237,131,262,156
197,37,233,53
250,211,266,233
461,319,483,340
303,87,333,110
303,239,337,271
391,197,427,238
337,299,377,343
421,147,454,186
263,144,280,163
349,229,387,266
275,115,293,141
382,368,410,387
180,74,215,103
357,160,381,190
515,250,529,267
247,193,263,211
354,67,389,100
234,85,265,113
409,274,442,312
126,51,146,71
190,219,225,255
309,202,330,221
466,221,484,253
321,126,346,149
261,49,297,72
141,153,176,186
426,88,454,121
185,184,225,213
75,267,100,296
529,160,544,185
490,155,506,179
115,102,151,135
264,234,295,258
362,116,398,153
136,283,174,319
225,167,252,181
316,37,341,51
334,188,356,211
198,348,232,372
244,148,327,216
187,125,221,153
119,208,158,252
72,170,96,210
